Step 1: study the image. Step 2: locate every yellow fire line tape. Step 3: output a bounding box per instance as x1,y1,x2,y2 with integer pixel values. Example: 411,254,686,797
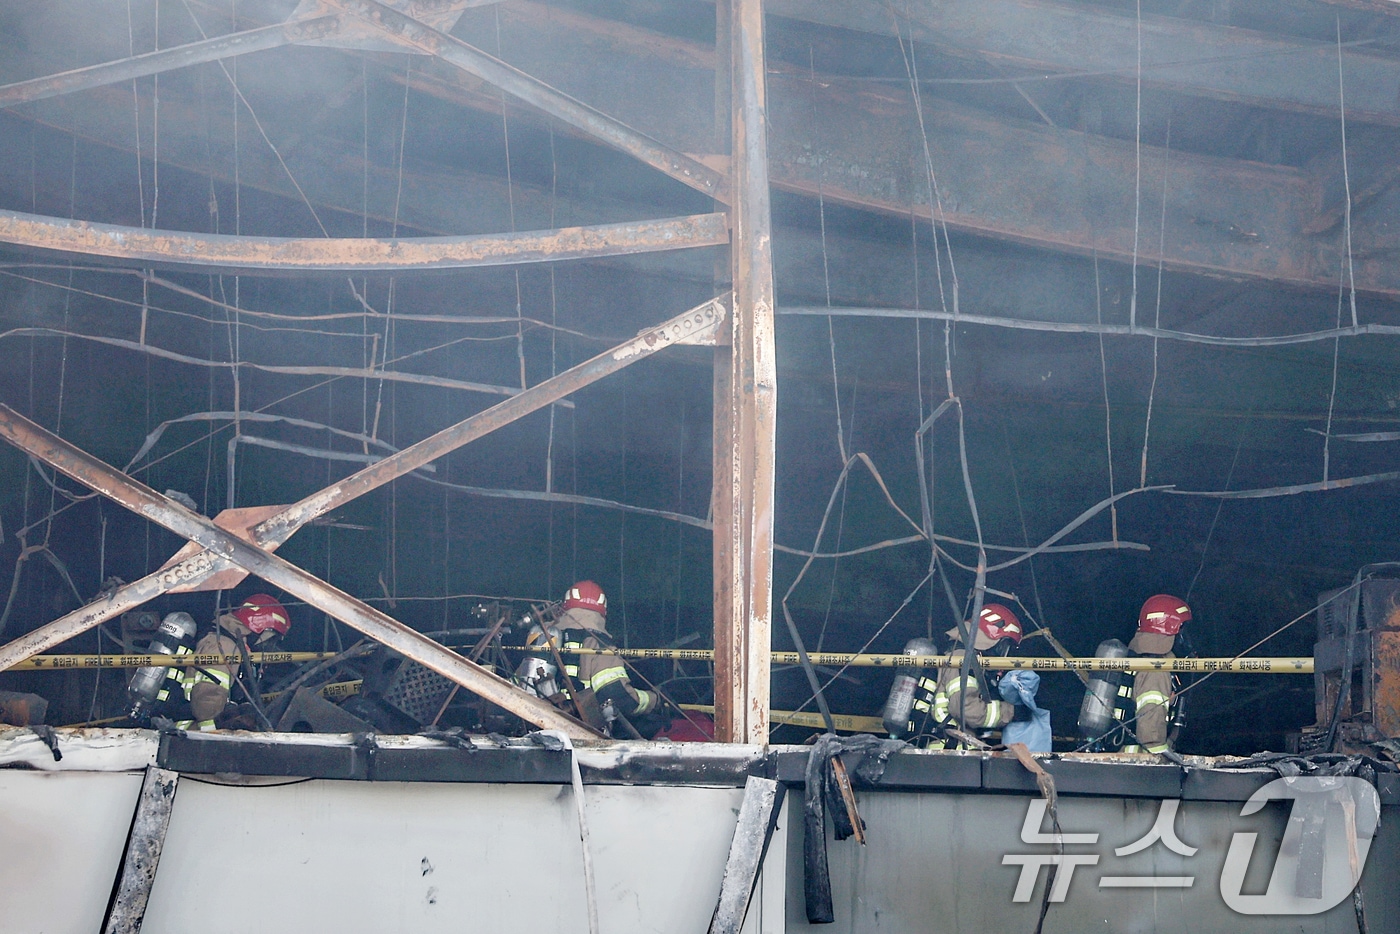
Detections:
10,651,338,671
18,649,1314,674
314,679,362,700
569,647,1315,674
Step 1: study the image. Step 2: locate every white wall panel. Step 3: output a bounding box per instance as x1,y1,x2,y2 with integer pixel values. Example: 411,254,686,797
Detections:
0,770,142,934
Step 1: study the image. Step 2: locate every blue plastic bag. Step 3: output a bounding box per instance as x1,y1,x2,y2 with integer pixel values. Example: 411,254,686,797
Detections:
998,669,1052,752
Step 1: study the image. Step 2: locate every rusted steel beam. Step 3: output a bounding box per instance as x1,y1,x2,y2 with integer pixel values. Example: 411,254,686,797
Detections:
713,0,775,746
0,405,599,739
0,299,726,676
321,0,726,201
0,16,341,109
8,4,1381,292
0,209,729,272
768,0,1400,126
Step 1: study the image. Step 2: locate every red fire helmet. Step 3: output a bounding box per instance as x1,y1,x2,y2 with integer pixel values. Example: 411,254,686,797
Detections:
978,604,1023,644
1138,594,1191,635
232,594,291,637
563,580,607,617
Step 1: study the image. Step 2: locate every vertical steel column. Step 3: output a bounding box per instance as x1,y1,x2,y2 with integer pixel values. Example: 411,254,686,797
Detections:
713,0,776,744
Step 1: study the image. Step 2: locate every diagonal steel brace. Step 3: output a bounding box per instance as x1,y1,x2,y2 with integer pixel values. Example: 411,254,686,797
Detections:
0,404,599,738
0,299,725,730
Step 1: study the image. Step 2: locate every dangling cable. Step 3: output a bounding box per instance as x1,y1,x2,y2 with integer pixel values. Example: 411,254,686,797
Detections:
546,120,560,592
1337,17,1359,332
1093,255,1119,543
808,46,848,465
369,55,413,444
1139,118,1171,487
496,9,528,393
1324,17,1358,482
1186,417,1249,602
1129,0,1143,330
1003,422,1046,627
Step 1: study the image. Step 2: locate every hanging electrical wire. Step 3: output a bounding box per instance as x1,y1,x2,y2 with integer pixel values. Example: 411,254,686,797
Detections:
1139,119,1172,488
1092,256,1120,543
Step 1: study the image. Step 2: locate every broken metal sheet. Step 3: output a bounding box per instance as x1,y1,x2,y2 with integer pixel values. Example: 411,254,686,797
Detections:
708,776,786,934
0,209,729,272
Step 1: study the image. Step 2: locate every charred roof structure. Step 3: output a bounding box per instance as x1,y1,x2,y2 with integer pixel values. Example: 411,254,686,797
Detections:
7,4,1400,933
2,0,1400,753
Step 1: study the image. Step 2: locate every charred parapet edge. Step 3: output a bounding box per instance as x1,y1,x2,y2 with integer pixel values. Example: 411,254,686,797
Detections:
153,730,775,786
8,729,1395,804
770,748,1400,805
157,731,574,784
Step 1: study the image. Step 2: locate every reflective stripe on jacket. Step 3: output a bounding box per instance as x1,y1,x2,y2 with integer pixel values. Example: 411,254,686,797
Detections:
934,649,1014,733
180,632,238,726
554,608,656,718
1122,631,1176,753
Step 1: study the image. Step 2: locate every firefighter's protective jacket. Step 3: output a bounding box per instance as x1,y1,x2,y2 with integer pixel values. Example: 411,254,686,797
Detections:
555,607,657,718
934,647,1015,731
178,632,237,730
1122,631,1175,754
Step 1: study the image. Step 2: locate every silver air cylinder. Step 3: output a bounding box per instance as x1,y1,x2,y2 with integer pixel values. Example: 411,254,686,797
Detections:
515,624,561,698
127,612,197,720
1076,638,1129,739
881,637,939,736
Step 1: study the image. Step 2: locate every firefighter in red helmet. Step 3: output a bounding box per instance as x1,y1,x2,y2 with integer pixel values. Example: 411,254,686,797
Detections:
919,604,1024,747
178,594,291,731
526,581,665,736
1121,594,1190,754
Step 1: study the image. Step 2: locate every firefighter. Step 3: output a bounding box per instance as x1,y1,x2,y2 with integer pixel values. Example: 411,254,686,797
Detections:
924,604,1025,747
527,581,665,737
159,594,291,731
884,602,1030,750
1120,594,1189,754
127,595,288,730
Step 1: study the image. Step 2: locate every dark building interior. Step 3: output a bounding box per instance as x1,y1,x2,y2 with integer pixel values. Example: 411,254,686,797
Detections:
2,0,1399,754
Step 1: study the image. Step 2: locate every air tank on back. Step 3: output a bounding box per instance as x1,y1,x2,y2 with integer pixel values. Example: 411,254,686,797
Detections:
1077,638,1129,742
881,637,939,736
515,622,562,698
127,612,197,721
